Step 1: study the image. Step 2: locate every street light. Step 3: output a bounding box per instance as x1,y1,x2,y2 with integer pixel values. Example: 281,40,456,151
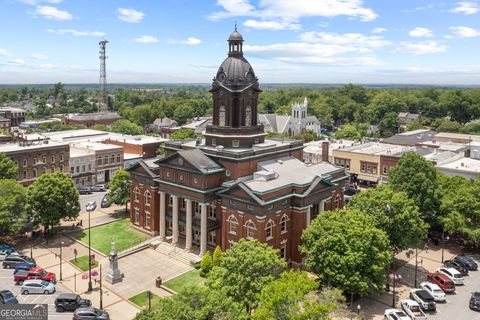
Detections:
94,264,103,309
441,233,450,263
86,201,97,292
356,304,361,315
392,273,402,307
60,241,64,281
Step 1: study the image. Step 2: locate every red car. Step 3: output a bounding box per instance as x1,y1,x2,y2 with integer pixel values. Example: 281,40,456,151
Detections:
14,267,56,285
427,272,455,293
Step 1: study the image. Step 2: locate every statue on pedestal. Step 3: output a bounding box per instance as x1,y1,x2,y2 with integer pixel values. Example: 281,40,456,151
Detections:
105,241,123,284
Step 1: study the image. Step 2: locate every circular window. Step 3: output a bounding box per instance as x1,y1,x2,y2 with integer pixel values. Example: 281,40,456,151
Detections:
179,174,184,181
225,169,231,177
193,178,198,184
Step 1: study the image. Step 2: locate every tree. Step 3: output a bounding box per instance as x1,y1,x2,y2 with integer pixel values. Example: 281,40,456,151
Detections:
0,179,28,235
436,120,461,133
389,152,440,225
27,172,80,232
207,239,287,314
333,124,362,141
134,286,248,320
379,112,399,137
170,129,196,140
173,105,195,125
107,169,130,214
92,124,111,132
0,152,17,179
347,185,427,252
212,246,223,267
111,119,143,135
301,209,391,296
200,251,213,276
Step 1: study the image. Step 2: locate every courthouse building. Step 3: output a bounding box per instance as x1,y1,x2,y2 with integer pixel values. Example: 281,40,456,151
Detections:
128,29,348,264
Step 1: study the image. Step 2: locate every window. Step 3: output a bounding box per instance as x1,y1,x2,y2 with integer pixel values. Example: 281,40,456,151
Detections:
334,194,341,210
42,156,46,164
144,190,151,207
110,155,115,164
51,155,55,163
232,140,239,147
208,205,216,219
383,165,388,175
88,164,92,171
166,171,171,178
181,198,186,209
50,165,55,173
178,158,183,166
169,195,174,206
219,106,226,126
76,166,80,173
227,215,238,235
280,215,288,233
60,154,64,162
14,160,18,167
23,159,27,167
145,211,151,228
70,167,74,174
265,220,274,240
360,161,377,174
334,158,351,170
134,187,140,202
245,105,252,126
211,138,216,146
193,177,198,184
32,168,37,178
60,164,64,172
194,202,200,214
116,154,121,163
245,220,256,239
179,174,184,181
33,157,37,165
97,157,102,166
103,156,108,165
280,242,287,259
23,170,27,179
82,165,86,172
208,231,216,245
134,208,140,224
43,167,47,174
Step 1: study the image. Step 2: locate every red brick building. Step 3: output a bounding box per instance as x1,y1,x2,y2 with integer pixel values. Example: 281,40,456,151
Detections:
128,29,348,264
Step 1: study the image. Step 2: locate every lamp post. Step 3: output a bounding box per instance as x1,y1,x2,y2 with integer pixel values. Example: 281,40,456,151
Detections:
356,304,361,315
60,241,64,281
441,233,450,263
86,201,97,292
392,273,401,307
414,247,418,287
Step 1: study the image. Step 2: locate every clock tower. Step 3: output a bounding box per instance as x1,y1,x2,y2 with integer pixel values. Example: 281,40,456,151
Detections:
204,28,266,148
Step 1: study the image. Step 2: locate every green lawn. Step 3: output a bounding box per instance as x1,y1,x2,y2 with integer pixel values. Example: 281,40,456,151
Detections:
70,255,99,271
163,269,206,293
72,219,148,255
129,291,162,309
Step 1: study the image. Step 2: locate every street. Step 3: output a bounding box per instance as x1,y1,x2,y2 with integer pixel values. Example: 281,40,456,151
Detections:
79,191,108,213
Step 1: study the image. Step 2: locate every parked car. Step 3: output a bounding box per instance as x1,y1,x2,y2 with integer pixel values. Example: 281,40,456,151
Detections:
419,281,446,302
14,267,56,285
470,292,480,311
100,193,111,208
21,279,55,295
15,263,36,273
0,250,16,261
73,307,109,320
454,253,478,271
437,267,464,285
77,187,92,195
410,288,436,311
384,308,411,320
2,255,36,269
400,300,427,320
0,290,18,304
55,293,91,312
344,185,359,196
427,273,455,293
444,259,469,276
91,184,107,192
0,243,15,251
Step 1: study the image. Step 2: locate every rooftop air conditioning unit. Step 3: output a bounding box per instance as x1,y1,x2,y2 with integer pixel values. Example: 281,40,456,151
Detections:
254,171,276,181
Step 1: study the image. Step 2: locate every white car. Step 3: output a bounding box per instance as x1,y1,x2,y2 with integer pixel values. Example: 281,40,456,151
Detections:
384,308,411,320
21,279,56,295
437,267,464,285
420,281,446,302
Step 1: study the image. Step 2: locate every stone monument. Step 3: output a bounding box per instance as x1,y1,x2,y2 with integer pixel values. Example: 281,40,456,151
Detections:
105,241,122,284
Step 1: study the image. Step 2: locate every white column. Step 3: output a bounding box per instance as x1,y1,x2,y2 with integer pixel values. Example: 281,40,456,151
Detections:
172,195,179,245
200,203,207,255
159,192,166,240
306,205,311,227
185,199,193,252
320,200,325,212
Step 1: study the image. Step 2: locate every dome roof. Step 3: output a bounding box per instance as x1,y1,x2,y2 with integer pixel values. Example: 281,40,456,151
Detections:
217,56,255,85
228,30,243,41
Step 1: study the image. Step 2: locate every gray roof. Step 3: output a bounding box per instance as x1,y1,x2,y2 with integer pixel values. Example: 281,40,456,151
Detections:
382,130,436,146
228,30,243,41
68,113,121,121
178,149,222,173
218,56,255,86
259,114,290,134
153,117,177,127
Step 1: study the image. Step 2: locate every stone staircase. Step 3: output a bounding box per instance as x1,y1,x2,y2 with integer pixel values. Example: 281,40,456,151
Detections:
154,240,201,266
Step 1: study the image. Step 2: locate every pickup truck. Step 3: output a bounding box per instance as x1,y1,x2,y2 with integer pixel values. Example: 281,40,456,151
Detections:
14,268,56,285
400,299,427,320
410,288,436,311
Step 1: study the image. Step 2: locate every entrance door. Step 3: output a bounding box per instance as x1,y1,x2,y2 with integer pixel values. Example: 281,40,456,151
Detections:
105,169,110,182
193,229,200,243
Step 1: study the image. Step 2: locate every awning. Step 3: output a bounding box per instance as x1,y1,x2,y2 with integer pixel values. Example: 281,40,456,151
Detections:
356,174,379,183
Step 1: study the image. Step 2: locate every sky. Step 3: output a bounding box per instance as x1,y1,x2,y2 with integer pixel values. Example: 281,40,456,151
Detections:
1,0,480,84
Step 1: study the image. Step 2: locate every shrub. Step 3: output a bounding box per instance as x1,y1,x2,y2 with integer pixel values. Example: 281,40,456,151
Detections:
200,251,213,275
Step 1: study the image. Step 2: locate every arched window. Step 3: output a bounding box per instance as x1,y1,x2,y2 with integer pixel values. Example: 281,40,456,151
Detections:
32,168,37,178
144,190,151,207
134,187,140,202
50,165,55,173
60,164,64,172
245,220,256,239
245,105,252,126
280,215,288,233
219,106,226,126
60,154,64,162
43,167,47,174
265,220,274,239
51,155,55,163
227,215,238,235
23,159,27,167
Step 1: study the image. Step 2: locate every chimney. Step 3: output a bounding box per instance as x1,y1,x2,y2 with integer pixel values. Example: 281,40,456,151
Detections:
321,141,329,162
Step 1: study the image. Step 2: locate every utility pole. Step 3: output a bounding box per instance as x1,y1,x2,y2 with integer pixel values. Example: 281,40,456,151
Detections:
98,40,109,112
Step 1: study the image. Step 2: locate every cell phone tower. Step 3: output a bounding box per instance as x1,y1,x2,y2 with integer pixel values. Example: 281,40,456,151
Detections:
98,39,109,112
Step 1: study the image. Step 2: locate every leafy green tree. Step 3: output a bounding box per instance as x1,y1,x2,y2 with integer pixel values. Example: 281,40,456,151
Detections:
173,105,195,125
171,129,196,140
0,179,28,235
301,209,391,296
111,119,143,135
134,286,248,320
156,144,165,156
379,112,399,137
107,169,130,214
438,90,474,124
347,185,427,252
27,172,80,232
131,104,159,127
212,246,223,267
207,239,287,314
436,120,461,133
0,152,17,179
333,124,362,141
200,251,213,276
389,152,440,225
92,124,111,132
406,122,423,131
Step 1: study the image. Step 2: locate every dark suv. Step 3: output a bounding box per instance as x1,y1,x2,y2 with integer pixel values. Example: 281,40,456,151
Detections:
55,293,91,312
2,256,36,269
444,259,469,276
455,254,478,271
0,290,18,304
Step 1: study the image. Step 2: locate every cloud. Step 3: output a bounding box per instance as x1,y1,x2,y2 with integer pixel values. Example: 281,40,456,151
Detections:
299,32,391,49
34,6,72,20
17,0,62,5
243,19,301,30
1,59,26,65
170,37,202,45
46,29,106,37
450,1,479,14
208,0,377,22
0,49,13,56
409,27,434,37
395,41,447,55
28,53,48,60
372,27,388,34
133,35,159,44
450,26,480,37
33,63,56,70
117,8,145,23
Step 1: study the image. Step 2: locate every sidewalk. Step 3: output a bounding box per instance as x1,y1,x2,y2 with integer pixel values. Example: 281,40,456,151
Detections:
60,205,127,231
